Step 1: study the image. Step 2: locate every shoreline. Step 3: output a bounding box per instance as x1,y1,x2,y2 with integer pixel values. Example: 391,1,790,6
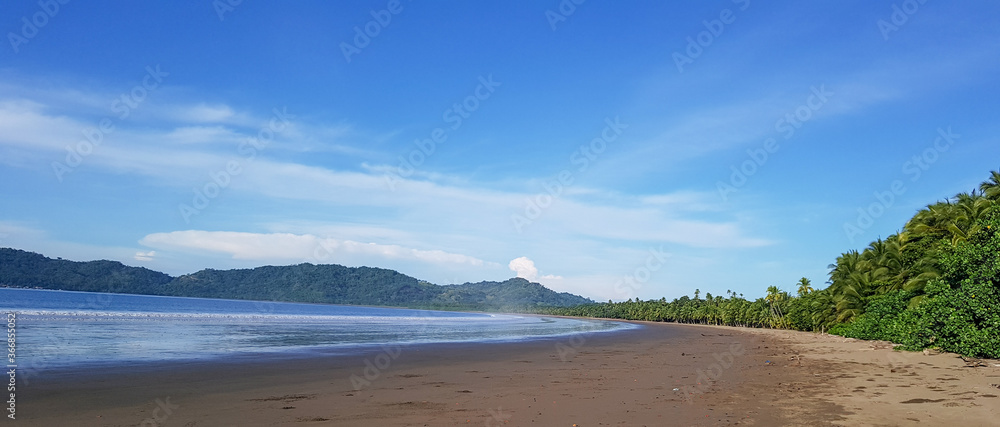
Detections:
19,320,637,383
15,314,636,379
16,322,1000,426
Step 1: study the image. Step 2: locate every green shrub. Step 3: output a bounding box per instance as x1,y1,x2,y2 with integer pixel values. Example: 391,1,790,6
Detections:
836,290,913,341
908,278,1000,358
827,322,852,337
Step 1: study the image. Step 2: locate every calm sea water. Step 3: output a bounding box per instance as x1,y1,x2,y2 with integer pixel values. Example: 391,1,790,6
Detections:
0,288,630,370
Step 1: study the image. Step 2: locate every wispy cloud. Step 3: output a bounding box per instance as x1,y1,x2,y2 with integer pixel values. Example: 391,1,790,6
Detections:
165,103,240,124
0,221,46,243
0,86,771,250
161,126,242,145
139,230,492,268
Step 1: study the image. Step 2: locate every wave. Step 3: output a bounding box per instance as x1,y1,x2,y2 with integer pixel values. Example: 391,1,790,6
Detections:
11,309,502,323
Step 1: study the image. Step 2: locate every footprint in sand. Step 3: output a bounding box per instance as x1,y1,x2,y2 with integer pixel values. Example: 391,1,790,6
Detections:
900,398,946,404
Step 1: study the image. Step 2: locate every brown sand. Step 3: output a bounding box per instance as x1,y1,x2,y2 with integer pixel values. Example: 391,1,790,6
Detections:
15,322,1000,426
733,326,1000,426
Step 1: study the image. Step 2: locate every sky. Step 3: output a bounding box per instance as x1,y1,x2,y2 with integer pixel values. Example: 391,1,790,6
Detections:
1,1,999,302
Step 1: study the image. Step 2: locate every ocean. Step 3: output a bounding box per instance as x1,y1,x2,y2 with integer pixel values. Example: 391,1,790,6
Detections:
0,288,631,371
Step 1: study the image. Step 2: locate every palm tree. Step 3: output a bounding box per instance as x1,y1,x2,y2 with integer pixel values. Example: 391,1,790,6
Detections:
765,286,787,328
907,193,994,246
808,289,836,332
980,169,1000,200
900,254,940,294
827,248,885,323
906,202,955,242
832,277,867,322
860,237,904,292
796,277,813,297
950,192,996,244
828,250,863,287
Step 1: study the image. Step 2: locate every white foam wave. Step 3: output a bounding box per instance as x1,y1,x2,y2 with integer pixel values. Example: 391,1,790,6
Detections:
10,309,497,323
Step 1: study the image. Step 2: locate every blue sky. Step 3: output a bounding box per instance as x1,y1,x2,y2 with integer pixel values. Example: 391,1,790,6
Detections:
1,1,998,302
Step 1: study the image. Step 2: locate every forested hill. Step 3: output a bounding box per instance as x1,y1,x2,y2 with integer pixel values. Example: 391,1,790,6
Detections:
0,248,174,293
0,248,593,310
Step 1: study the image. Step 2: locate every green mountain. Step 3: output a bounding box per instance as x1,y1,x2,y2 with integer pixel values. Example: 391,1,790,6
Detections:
0,248,592,310
436,278,594,308
0,248,173,293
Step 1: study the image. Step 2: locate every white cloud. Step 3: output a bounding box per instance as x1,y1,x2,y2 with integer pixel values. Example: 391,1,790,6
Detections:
508,256,539,281
0,221,46,243
134,250,156,261
162,126,241,144
0,100,83,151
639,191,722,212
172,104,237,123
139,230,490,268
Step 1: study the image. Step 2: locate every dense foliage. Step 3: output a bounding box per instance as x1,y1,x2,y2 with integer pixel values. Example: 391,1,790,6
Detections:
0,249,592,311
838,210,1000,357
544,170,1000,358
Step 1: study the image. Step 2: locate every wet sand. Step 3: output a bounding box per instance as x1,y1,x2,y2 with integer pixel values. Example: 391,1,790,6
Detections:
15,322,1000,426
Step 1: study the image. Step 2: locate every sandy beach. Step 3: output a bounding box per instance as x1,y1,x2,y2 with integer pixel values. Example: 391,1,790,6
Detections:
15,321,1000,426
